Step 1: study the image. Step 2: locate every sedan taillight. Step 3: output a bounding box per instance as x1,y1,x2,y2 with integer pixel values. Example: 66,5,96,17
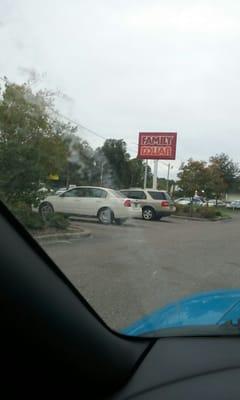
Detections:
124,199,132,207
161,201,169,207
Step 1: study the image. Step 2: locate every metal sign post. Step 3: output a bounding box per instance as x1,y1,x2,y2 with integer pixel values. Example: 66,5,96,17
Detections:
166,162,170,192
153,160,158,189
144,160,148,189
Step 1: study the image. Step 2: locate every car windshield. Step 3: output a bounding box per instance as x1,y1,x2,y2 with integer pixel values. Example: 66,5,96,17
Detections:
1,1,240,338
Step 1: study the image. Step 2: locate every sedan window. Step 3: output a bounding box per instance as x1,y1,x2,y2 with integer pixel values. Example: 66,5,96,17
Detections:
88,188,108,198
63,188,87,197
62,189,81,197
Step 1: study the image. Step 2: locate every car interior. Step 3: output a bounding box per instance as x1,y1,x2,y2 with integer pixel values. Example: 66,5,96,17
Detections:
1,199,240,399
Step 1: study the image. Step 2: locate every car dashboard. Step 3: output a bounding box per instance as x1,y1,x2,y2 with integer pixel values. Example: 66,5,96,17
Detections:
113,336,240,399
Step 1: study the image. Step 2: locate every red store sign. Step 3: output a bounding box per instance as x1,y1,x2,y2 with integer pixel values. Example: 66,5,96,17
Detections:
137,132,177,160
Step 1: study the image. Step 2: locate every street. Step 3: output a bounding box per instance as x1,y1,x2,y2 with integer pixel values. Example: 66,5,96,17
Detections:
40,215,240,331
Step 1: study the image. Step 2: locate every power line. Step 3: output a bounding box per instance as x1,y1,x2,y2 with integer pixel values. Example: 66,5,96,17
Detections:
0,79,138,154
53,109,138,154
0,78,107,141
53,110,107,141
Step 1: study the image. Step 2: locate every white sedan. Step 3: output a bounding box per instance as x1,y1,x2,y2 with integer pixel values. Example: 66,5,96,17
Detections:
37,186,142,225
206,199,226,207
226,200,240,209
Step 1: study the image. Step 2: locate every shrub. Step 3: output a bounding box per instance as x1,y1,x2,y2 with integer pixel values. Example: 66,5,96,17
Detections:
45,213,69,230
215,210,222,217
175,205,190,214
183,205,190,214
10,204,69,230
13,207,45,230
198,207,222,219
175,203,223,219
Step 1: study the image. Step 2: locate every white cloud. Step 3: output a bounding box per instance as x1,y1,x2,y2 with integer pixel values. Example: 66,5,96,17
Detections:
125,2,240,37
1,0,240,170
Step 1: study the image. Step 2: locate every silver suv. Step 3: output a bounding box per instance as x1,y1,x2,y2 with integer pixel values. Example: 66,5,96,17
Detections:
120,188,176,221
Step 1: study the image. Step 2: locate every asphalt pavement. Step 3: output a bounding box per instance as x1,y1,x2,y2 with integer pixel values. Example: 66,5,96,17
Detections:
40,214,240,331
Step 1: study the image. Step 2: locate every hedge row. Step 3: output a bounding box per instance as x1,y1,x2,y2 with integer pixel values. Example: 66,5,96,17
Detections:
11,206,69,230
175,204,223,219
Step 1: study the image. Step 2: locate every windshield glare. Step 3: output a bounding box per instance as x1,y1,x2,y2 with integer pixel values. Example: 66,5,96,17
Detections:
1,1,240,337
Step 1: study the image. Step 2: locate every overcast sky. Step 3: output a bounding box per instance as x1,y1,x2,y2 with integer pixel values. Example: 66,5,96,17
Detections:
1,0,240,177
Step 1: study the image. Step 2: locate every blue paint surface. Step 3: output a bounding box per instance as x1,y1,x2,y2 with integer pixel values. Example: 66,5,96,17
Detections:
122,289,240,336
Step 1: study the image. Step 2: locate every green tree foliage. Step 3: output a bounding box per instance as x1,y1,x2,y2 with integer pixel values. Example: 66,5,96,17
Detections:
206,163,227,199
60,133,95,187
0,78,154,203
97,140,153,188
177,154,240,198
209,153,240,192
128,159,152,188
177,160,208,196
0,79,68,205
101,139,131,188
157,177,175,191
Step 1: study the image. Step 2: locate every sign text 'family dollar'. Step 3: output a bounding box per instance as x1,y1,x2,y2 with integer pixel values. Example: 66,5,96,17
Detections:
137,132,177,160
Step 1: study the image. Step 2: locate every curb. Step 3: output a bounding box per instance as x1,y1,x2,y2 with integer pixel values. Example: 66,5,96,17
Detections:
34,228,91,244
170,215,232,222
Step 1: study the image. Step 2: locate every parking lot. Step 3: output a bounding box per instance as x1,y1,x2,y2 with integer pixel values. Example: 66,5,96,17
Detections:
41,214,240,331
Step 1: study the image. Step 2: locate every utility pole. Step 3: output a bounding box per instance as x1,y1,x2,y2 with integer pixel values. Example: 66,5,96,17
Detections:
144,160,148,189
100,162,104,185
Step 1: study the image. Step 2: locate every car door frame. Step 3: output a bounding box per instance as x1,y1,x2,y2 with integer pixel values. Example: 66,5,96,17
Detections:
84,188,109,216
55,188,83,214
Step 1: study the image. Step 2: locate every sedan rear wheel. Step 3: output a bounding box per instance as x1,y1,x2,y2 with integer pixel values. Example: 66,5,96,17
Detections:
142,207,155,221
98,208,114,225
39,202,54,219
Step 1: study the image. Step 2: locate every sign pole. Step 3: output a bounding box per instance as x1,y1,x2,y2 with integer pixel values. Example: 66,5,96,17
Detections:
153,160,158,189
166,162,170,192
144,160,148,189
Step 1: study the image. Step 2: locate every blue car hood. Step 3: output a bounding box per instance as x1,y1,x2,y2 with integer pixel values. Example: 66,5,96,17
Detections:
122,289,240,336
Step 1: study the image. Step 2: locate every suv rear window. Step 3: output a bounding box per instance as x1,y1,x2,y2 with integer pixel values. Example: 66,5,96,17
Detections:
121,190,146,200
147,191,168,200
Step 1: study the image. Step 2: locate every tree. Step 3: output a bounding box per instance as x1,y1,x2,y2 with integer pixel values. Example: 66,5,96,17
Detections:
177,154,240,199
177,159,208,196
127,158,152,188
60,133,95,187
157,177,175,191
91,148,110,187
0,79,69,206
101,139,131,188
209,153,240,193
206,163,227,199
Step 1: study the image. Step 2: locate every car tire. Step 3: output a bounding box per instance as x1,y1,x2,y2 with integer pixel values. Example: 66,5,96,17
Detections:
142,207,156,221
115,218,127,225
39,202,54,219
98,208,114,225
